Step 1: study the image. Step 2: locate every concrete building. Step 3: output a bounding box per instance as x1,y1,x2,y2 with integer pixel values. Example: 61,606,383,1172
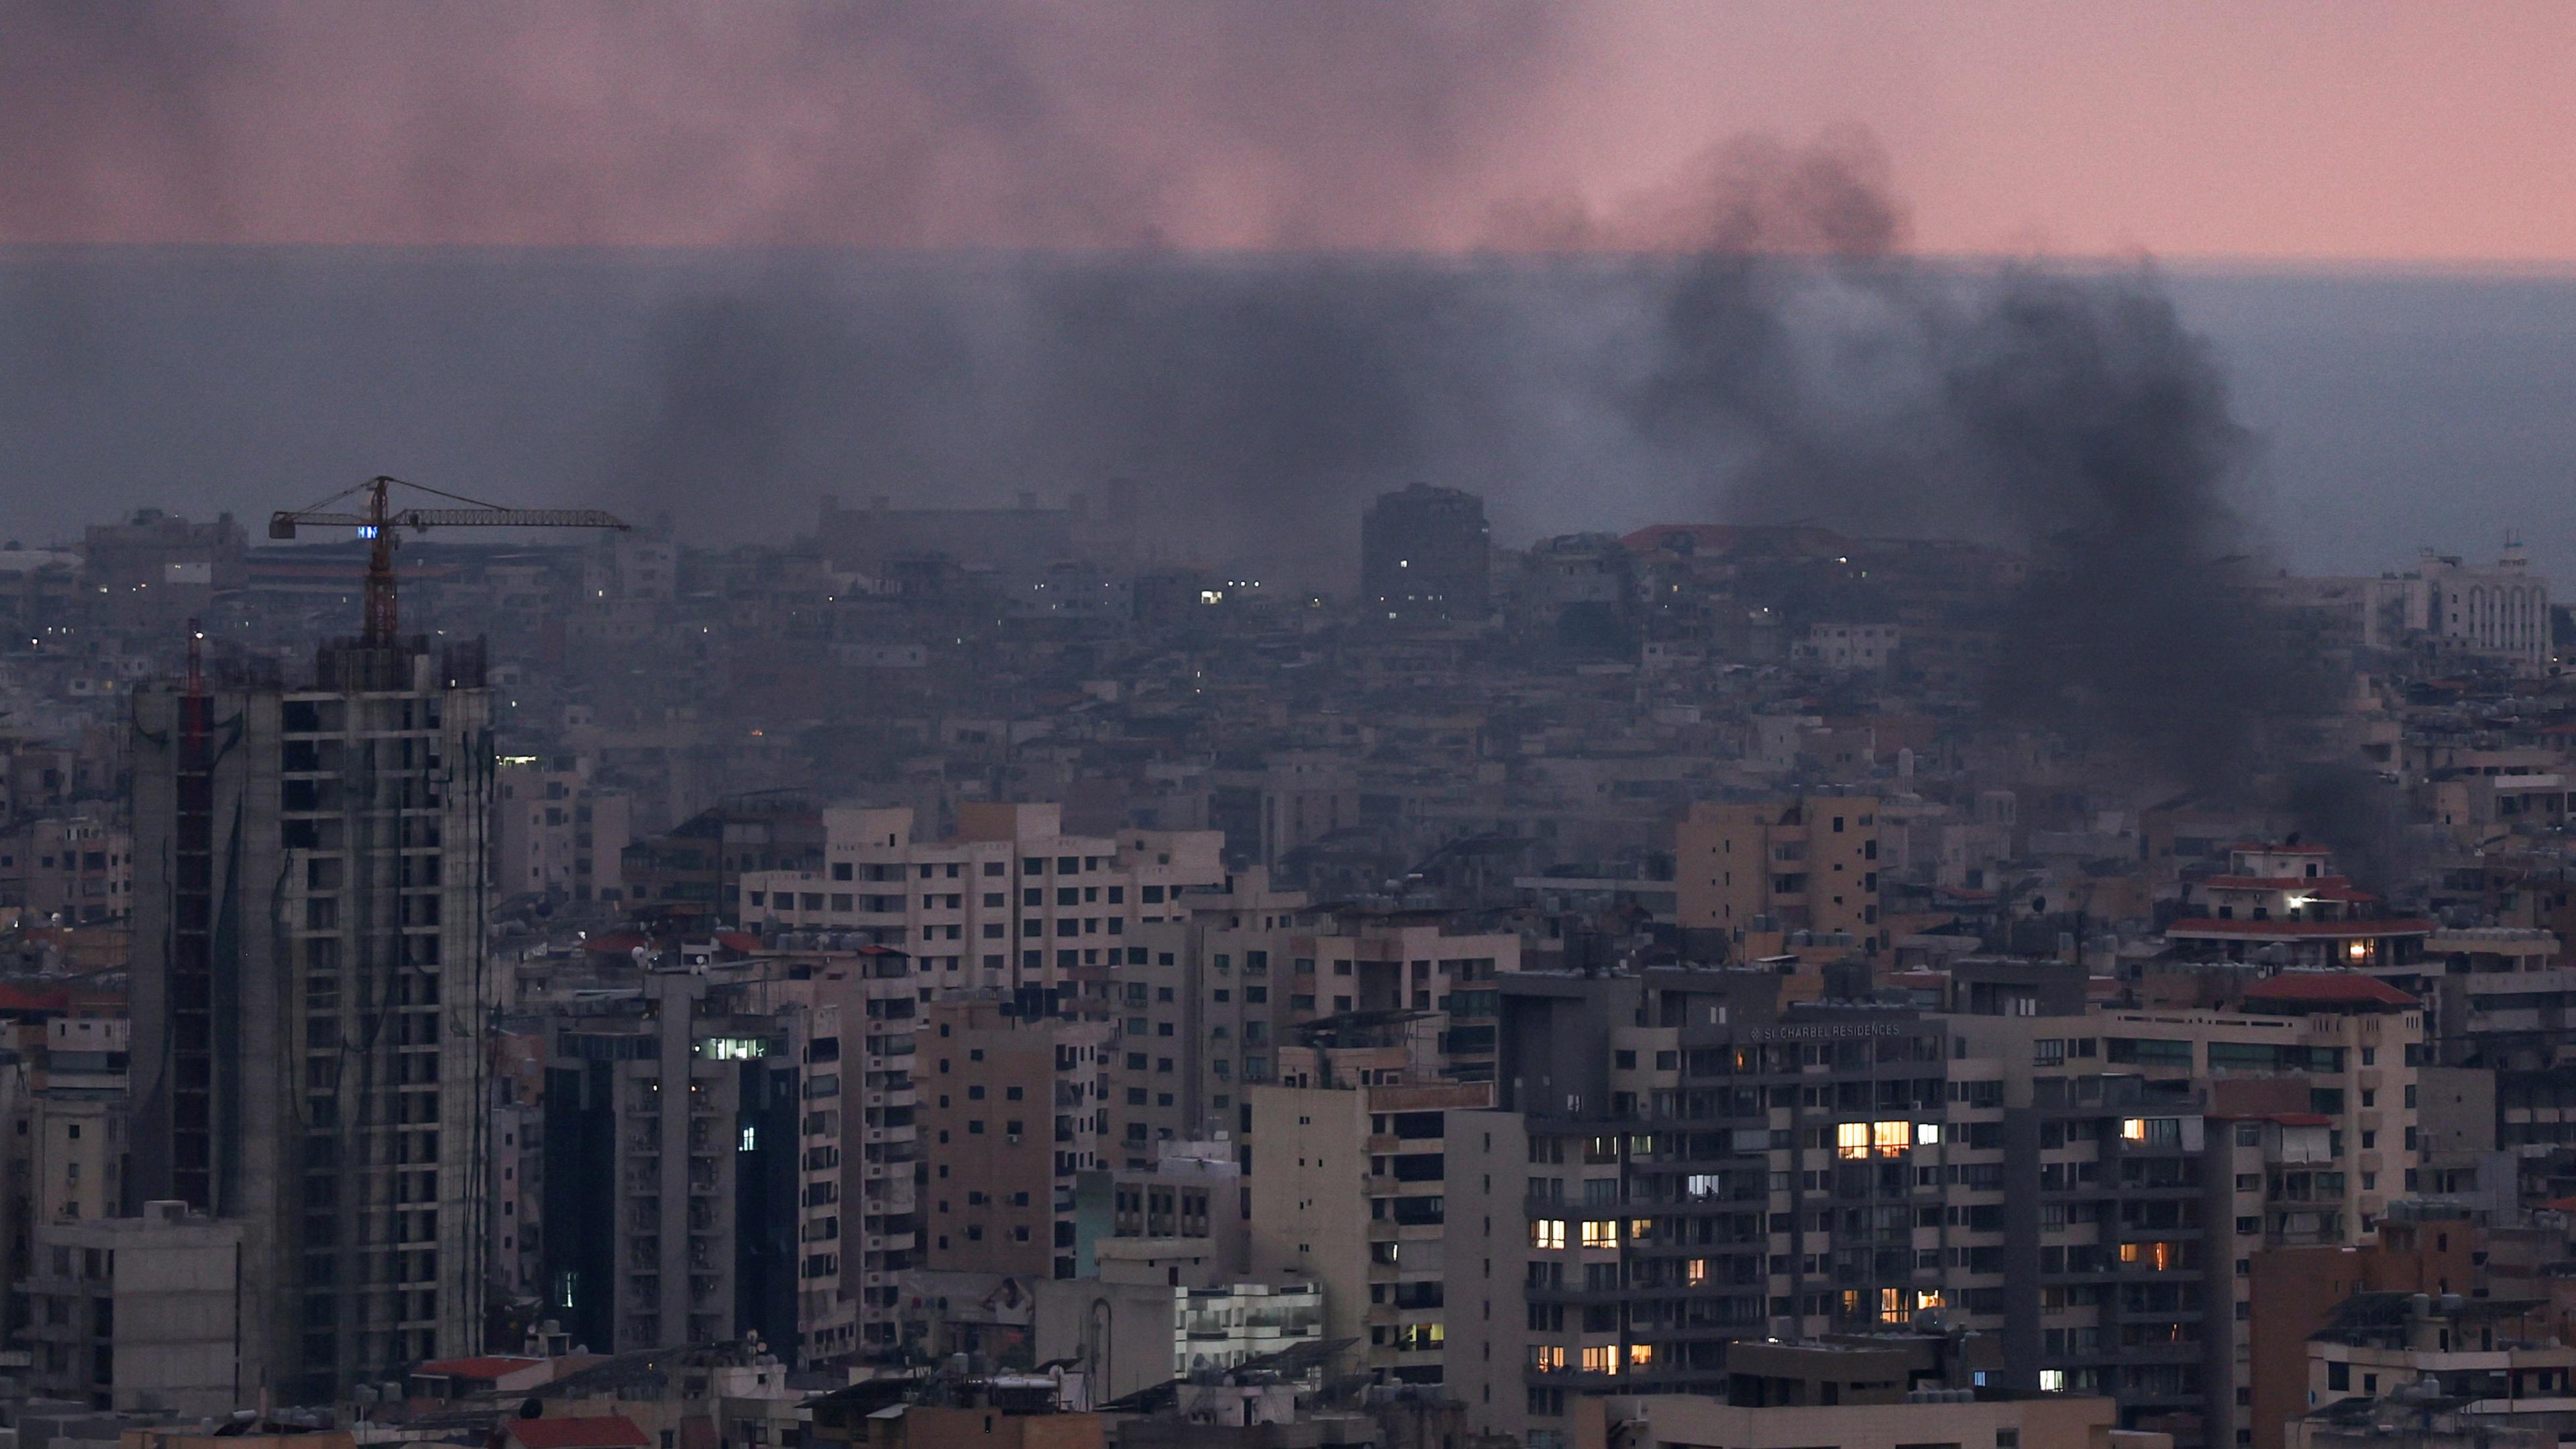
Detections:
2298,1293,2576,1448
23,1201,250,1415
1071,1138,1252,1278
1675,796,1882,955
127,634,494,1399
1106,887,1515,1163
30,1015,129,1227
538,973,801,1356
921,998,1109,1281
495,761,634,904
1796,623,1900,672
0,816,131,924
741,803,1224,1008
1442,963,2414,1449
1360,484,1491,626
2247,1208,2481,1449
1034,1266,1324,1404
1246,1076,1489,1387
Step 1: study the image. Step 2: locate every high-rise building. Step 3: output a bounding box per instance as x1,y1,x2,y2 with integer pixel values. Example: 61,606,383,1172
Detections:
1360,484,1491,625
1674,796,1882,957
128,635,494,1400
740,802,1224,1007
538,973,802,1357
1442,962,2422,1449
919,997,1108,1281
1106,885,1517,1167
1246,1072,1489,1388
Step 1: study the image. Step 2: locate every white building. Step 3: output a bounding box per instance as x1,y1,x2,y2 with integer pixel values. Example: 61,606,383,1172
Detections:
737,802,1226,1005
2288,547,2555,669
1796,621,1900,671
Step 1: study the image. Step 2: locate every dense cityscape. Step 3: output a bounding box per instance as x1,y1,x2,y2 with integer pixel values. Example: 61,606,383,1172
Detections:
0,482,2567,1449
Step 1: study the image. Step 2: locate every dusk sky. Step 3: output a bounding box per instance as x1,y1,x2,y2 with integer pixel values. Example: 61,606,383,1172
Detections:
1,2,2571,581
5,1,2572,262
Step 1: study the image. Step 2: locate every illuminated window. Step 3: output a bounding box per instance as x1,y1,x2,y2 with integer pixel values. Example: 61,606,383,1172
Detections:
1685,1258,1708,1285
698,1038,769,1060
2121,1118,2182,1146
1627,1344,1654,1368
1631,1218,1654,1241
1581,1345,1617,1375
1915,1289,1945,1311
1917,1122,1941,1146
1684,1173,1721,1199
1837,1122,1872,1160
1880,1287,1908,1324
2040,1369,2067,1393
1529,1345,1565,1372
1530,1220,1566,1250
1874,1120,1911,1157
1580,1220,1618,1249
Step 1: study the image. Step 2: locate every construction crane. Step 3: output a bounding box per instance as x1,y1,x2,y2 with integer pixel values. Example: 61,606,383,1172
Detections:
269,475,629,645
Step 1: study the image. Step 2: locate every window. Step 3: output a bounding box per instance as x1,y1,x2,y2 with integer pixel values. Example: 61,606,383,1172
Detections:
1529,1220,1565,1250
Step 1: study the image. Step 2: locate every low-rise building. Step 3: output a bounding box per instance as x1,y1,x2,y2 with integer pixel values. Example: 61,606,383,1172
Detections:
24,1201,250,1415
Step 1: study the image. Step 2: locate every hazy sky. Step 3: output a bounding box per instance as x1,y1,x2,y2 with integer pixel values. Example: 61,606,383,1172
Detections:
5,1,2572,262
2,3,2570,584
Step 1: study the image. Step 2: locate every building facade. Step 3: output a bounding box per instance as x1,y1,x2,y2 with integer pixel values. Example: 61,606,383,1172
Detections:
127,636,494,1400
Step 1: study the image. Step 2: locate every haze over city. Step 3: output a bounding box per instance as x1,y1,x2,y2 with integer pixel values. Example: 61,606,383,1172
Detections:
0,7,2572,1449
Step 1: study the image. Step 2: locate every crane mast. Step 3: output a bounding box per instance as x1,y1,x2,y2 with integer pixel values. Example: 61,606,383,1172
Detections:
269,475,629,645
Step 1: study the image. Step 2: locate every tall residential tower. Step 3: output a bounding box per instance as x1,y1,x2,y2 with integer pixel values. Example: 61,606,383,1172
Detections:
128,635,494,1401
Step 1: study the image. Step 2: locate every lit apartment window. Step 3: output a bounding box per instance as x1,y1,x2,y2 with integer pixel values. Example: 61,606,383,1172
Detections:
1529,1220,1565,1250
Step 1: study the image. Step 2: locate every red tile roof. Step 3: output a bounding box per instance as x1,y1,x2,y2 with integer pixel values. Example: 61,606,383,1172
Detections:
506,1417,652,1449
2241,973,2420,1008
0,983,69,1014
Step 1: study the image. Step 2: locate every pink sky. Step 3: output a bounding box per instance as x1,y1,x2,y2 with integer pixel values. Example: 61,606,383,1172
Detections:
3,1,2569,262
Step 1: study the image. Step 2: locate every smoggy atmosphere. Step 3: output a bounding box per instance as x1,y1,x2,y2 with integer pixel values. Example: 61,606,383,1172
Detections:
3,1,2576,1438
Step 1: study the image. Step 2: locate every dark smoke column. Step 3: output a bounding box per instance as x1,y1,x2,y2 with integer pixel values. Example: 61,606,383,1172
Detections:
1360,482,1491,625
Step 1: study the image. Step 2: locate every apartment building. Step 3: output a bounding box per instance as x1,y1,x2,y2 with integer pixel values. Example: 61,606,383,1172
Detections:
539,973,802,1356
740,802,1223,1005
1105,883,1515,1165
22,1201,248,1415
708,945,928,1360
1070,1137,1252,1280
494,761,634,903
1443,961,2415,1449
1675,796,1882,955
2165,845,2434,968
0,815,131,924
919,997,1108,1281
1246,1074,1491,1387
29,1015,128,1226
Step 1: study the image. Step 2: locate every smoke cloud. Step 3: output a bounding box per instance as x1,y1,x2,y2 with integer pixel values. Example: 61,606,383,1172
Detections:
0,1,2326,788
0,1,1565,250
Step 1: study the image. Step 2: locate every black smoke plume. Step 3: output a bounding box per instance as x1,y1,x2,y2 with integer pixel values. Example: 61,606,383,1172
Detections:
0,0,2327,788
